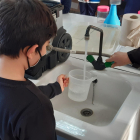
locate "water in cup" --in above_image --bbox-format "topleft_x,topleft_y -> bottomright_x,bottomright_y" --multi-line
68,69 -> 96,102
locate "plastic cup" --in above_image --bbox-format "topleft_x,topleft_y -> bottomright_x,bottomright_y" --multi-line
97,6 -> 110,23
68,69 -> 97,102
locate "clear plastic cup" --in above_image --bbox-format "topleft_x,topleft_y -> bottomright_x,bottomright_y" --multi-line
97,6 -> 109,23
110,0 -> 121,5
68,69 -> 97,102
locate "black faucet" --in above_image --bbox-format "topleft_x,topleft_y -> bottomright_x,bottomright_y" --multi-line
85,25 -> 105,70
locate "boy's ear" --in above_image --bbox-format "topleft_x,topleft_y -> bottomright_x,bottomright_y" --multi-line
25,45 -> 39,59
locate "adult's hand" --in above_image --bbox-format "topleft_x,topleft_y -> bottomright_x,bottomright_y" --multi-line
106,52 -> 131,68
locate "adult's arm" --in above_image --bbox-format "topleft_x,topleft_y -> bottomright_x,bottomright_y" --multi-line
127,47 -> 140,65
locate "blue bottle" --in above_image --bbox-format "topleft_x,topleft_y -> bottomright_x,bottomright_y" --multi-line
104,4 -> 120,26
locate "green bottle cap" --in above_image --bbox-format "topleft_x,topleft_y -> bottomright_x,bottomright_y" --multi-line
86,55 -> 95,63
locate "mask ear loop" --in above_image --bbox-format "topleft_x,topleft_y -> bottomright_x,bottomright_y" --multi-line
37,48 -> 42,61
26,46 -> 42,69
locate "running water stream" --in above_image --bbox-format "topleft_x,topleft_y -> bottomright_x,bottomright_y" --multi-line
83,41 -> 88,80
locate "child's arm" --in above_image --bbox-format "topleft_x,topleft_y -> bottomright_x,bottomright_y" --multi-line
38,75 -> 69,99
38,82 -> 62,99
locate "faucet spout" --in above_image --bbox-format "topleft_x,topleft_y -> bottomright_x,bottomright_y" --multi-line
85,25 -> 105,70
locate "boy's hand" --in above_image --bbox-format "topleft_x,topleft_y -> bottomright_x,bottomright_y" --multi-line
106,52 -> 131,68
57,75 -> 69,92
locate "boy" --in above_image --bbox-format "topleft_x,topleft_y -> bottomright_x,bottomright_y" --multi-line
0,0 -> 69,140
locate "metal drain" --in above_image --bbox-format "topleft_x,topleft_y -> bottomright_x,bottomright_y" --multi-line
81,108 -> 93,117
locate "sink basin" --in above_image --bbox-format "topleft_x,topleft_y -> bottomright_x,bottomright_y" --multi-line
33,57 -> 131,127
51,69 -> 131,126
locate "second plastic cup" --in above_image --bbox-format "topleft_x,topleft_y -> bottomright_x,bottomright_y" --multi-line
97,5 -> 109,23
68,69 -> 97,102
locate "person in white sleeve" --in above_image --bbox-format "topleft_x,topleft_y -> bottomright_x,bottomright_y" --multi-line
78,0 -> 100,16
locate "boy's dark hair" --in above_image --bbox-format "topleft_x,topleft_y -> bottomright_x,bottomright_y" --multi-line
0,0 -> 57,58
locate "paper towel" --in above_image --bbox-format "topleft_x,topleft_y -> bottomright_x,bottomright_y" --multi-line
127,25 -> 140,48
119,14 -> 140,47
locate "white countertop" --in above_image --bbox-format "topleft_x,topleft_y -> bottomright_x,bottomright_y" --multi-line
62,13 -> 140,75
63,13 -> 98,38
62,13 -> 121,56
32,55 -> 140,140
59,14 -> 140,140
52,56 -> 140,140
32,13 -> 140,140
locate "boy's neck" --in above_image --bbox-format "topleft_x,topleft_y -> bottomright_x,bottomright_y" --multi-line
0,56 -> 26,81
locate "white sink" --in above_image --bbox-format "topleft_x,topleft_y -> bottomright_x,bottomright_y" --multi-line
51,70 -> 131,126
31,56 -> 140,140
50,64 -> 131,127
33,57 -> 131,126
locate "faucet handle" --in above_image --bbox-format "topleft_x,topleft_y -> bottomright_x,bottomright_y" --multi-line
87,55 -> 105,70
87,55 -> 114,70
87,55 -> 96,63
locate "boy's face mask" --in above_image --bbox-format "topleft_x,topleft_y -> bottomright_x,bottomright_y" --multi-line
25,48 -> 45,77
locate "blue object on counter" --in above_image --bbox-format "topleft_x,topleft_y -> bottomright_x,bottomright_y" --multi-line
104,4 -> 120,26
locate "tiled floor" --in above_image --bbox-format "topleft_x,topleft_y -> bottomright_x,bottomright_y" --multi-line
64,22 -> 121,55
62,13 -> 121,56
